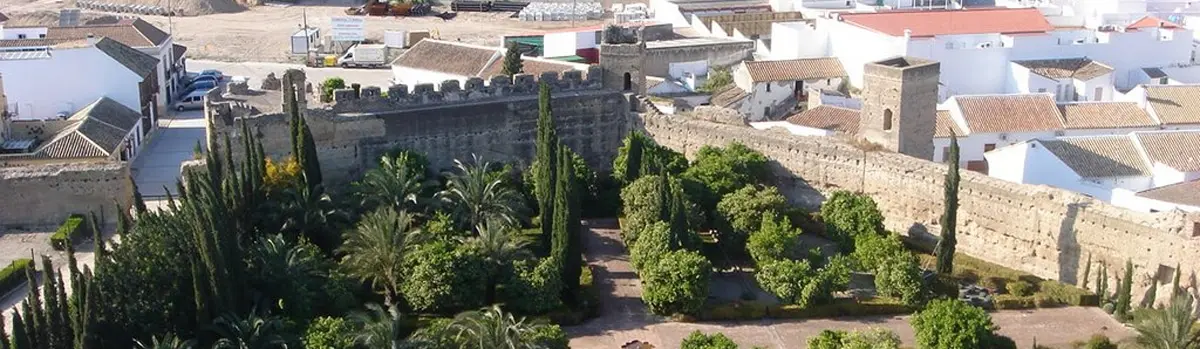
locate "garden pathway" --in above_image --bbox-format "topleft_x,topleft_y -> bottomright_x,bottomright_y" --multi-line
565,219 -> 1136,349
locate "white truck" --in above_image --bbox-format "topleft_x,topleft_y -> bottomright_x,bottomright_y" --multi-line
337,44 -> 388,68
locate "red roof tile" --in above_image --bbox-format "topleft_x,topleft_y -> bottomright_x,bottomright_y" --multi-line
1127,16 -> 1179,30
839,8 -> 1053,37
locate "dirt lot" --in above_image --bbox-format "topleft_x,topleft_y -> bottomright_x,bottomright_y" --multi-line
4,0 -> 647,62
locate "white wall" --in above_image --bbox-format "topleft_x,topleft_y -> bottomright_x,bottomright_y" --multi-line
544,31 -> 579,58
669,60 -> 709,80
1113,189 -> 1200,212
1149,162 -> 1191,186
1075,72 -> 1114,101
750,121 -> 836,136
825,19 -> 907,89
770,21 -> 829,60
0,46 -> 143,120
651,0 -> 688,27
391,66 -> 472,88
743,81 -> 795,121
1,27 -> 48,39
984,141 -> 1133,201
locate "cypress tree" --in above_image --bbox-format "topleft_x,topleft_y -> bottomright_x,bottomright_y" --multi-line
1115,259 -> 1133,320
23,264 -> 44,349
80,267 -> 99,349
54,273 -> 70,349
935,132 -> 959,275
667,180 -> 696,251
535,82 -> 559,253
1141,277 -> 1158,309
502,43 -> 523,76
0,313 -> 9,349
298,116 -> 322,190
1081,253 -> 1092,290
656,175 -> 671,223
551,147 -> 575,302
1171,263 -> 1182,300
623,131 -> 643,184
564,151 -> 583,302
19,302 -> 36,349
1095,262 -> 1105,298
129,176 -> 146,215
38,257 -> 61,349
12,311 -> 30,349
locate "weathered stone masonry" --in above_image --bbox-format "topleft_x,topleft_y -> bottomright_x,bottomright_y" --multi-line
641,110 -> 1200,306
0,163 -> 132,227
207,67 -> 631,186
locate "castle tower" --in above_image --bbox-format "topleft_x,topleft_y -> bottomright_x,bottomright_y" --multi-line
857,56 -> 939,160
598,27 -> 647,95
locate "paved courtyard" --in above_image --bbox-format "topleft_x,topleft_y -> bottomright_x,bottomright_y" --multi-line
131,109 -> 207,198
566,220 -> 1135,349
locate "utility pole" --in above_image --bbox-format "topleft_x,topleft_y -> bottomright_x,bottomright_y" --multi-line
303,8 -> 313,66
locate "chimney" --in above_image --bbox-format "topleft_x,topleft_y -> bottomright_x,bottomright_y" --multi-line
86,33 -> 97,45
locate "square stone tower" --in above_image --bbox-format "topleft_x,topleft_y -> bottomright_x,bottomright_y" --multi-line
857,56 -> 939,160
599,27 -> 647,95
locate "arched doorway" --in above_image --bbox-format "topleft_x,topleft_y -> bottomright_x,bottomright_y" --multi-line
623,72 -> 632,91
883,109 -> 893,131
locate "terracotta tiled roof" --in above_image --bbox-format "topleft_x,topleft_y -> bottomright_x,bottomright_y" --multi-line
1134,131 -> 1200,172
1144,85 -> 1200,125
1143,67 -> 1168,79
1012,58 -> 1112,81
952,94 -> 1064,133
1136,180 -> 1200,207
838,8 -> 1054,37
934,110 -> 965,137
1127,16 -> 1180,30
391,39 -> 500,77
1040,136 -> 1151,178
785,105 -> 860,133
46,18 -> 169,48
94,37 -> 159,78
1059,102 -> 1157,129
33,97 -> 141,159
710,85 -> 748,108
480,56 -> 582,78
743,58 -> 846,83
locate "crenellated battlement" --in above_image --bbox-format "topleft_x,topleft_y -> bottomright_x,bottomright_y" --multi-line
325,65 -> 604,114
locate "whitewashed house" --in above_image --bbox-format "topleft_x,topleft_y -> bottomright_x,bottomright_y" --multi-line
729,57 -> 846,121
1127,180 -> 1200,213
1009,58 -> 1115,102
0,97 -> 146,165
0,37 -> 159,132
769,8 -> 1193,99
1119,84 -> 1200,128
390,39 -> 586,87
985,129 -> 1200,206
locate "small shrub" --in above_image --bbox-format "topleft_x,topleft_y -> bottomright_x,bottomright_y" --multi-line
993,295 -> 1036,310
1006,280 -> 1034,297
980,276 -> 1007,293
320,77 -> 346,103
0,259 -> 34,293
303,316 -> 355,349
680,330 -> 738,349
522,324 -> 569,349
49,214 -> 87,251
1102,302 -> 1114,314
911,299 -> 1004,349
1079,334 -> 1117,349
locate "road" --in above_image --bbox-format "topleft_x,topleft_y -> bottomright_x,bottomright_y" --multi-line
189,60 -> 396,91
566,219 -> 1136,349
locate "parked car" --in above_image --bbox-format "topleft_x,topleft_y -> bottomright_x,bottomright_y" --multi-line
174,90 -> 208,111
187,69 -> 224,82
189,75 -> 218,85
182,80 -> 217,95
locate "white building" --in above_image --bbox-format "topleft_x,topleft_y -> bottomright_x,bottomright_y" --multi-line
770,8 -> 1193,98
728,57 -> 846,120
1009,58 -> 1115,101
1119,84 -> 1200,128
390,39 -> 587,87
0,37 -> 159,130
985,129 -> 1200,209
2,18 -> 187,108
0,97 -> 146,165
1126,180 -> 1200,212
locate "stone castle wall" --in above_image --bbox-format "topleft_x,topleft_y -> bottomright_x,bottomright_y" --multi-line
640,109 -> 1200,305
208,67 -> 631,186
0,163 -> 132,227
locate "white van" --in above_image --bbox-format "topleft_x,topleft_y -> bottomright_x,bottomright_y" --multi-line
175,90 -> 207,111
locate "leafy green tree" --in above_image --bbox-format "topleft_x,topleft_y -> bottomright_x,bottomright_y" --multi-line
851,232 -> 906,272
642,250 -> 711,315
682,143 -> 769,211
355,152 -> 434,213
936,133 -> 960,275
535,82 -> 559,252
697,67 -> 731,93
279,183 -> 347,253
502,43 -> 524,76
716,185 -> 788,248
746,212 -> 801,265
320,77 -> 346,103
1116,259 -> 1134,321
499,257 -> 563,314
438,155 -> 524,231
620,175 -> 669,246
401,241 -> 488,314
630,222 -> 672,273
680,331 -> 738,349
134,334 -> 196,349
461,220 -> 533,305
247,234 -> 335,324
550,148 -> 583,303
612,133 -> 688,183
449,305 -> 551,349
841,328 -> 902,349
211,312 -> 290,349
755,259 -> 813,305
350,304 -> 406,349
303,317 -> 354,349
874,249 -> 925,306
339,207 -> 424,309
1133,295 -> 1200,349
807,330 -> 846,349
520,324 -> 569,349
910,299 -> 1003,349
820,191 -> 885,251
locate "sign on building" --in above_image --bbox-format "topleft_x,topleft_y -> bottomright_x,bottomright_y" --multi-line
331,16 -> 366,42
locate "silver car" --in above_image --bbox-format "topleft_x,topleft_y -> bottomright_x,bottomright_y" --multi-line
175,91 -> 207,111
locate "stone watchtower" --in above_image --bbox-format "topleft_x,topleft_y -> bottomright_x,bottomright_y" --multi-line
599,26 -> 647,95
857,56 -> 940,160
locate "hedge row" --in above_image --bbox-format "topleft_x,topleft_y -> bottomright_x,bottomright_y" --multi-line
993,282 -> 1099,310
50,214 -> 87,251
697,297 -> 913,321
0,259 -> 34,294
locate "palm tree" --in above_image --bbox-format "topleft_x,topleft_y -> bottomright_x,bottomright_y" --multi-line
351,303 -> 407,349
1135,294 -> 1200,349
460,220 -> 533,304
280,183 -> 348,253
211,312 -> 290,349
134,334 -> 196,349
339,207 -> 425,308
249,234 -> 326,319
450,305 -> 548,349
437,155 -> 524,231
355,153 -> 434,213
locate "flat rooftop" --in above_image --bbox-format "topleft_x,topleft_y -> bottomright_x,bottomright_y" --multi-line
646,36 -> 753,49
